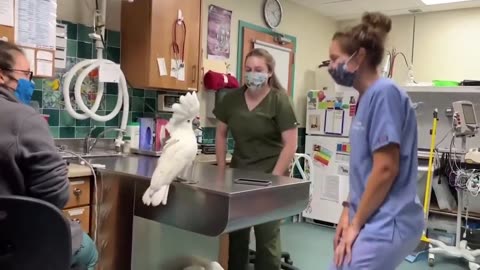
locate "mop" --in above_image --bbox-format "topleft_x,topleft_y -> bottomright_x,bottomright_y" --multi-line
405,109 -> 439,263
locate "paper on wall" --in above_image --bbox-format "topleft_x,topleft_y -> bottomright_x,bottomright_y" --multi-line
203,58 -> 227,74
55,23 -> 67,69
325,109 -> 344,135
36,60 -> 53,77
15,0 -> 57,50
56,24 -> 66,38
99,62 -> 120,83
157,58 -> 167,76
170,59 -> 178,79
55,59 -> 65,69
56,36 -> 66,49
170,59 -> 185,81
177,62 -> 185,81
37,50 -> 54,61
320,175 -> 340,203
22,47 -> 36,75
0,0 -> 14,27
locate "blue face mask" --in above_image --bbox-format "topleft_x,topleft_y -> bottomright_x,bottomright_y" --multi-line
14,78 -> 35,105
328,53 -> 358,87
245,72 -> 269,92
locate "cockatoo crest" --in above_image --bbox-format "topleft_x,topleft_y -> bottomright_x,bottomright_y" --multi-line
166,91 -> 200,133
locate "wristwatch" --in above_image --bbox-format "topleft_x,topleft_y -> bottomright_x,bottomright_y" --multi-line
342,201 -> 350,208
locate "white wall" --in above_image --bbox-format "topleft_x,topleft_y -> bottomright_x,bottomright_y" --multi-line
57,0 -> 121,31
199,0 -> 337,127
56,0 -> 338,127
339,8 -> 480,85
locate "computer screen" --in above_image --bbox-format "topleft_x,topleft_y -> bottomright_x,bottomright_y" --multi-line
462,103 -> 477,125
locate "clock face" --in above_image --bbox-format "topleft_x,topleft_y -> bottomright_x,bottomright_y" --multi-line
264,0 -> 283,29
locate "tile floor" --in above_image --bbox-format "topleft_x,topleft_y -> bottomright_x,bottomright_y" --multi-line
276,222 -> 468,270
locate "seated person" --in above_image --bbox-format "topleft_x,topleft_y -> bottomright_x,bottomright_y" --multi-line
0,40 -> 98,270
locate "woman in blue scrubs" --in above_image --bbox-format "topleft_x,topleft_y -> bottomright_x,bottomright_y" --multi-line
327,12 -> 424,270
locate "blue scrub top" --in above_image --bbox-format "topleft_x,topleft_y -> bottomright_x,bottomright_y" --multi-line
349,78 -> 424,241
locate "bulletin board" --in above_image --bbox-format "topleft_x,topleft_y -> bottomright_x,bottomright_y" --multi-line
0,0 -> 58,78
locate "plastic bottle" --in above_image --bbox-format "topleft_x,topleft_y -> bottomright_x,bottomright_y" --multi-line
126,122 -> 140,149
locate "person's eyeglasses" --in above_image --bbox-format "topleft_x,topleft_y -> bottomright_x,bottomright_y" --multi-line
10,69 -> 33,81
1,68 -> 33,81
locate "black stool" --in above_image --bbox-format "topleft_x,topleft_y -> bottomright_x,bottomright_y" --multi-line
0,195 -> 72,270
249,249 -> 300,270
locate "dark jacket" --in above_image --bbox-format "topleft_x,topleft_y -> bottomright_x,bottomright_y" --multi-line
0,86 -> 82,254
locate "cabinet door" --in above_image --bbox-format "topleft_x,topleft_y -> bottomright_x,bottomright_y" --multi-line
182,0 -> 201,91
149,0 -> 201,91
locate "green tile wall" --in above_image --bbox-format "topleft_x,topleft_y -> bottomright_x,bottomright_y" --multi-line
32,21 -> 162,139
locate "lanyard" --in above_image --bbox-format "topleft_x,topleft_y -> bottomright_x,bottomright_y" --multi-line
172,19 -> 186,68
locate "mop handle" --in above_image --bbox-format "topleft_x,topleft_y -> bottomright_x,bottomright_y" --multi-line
420,109 -> 439,243
423,109 -> 439,215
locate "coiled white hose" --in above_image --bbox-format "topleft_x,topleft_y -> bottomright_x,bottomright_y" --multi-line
62,59 -> 129,147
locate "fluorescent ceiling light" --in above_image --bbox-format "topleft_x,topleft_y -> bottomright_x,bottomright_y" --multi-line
421,0 -> 471,5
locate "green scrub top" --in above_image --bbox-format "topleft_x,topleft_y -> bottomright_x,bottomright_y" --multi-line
213,86 -> 298,173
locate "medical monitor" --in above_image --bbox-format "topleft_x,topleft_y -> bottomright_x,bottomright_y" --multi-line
452,101 -> 479,136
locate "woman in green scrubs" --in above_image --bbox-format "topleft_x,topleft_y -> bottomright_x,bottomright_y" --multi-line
214,48 -> 299,270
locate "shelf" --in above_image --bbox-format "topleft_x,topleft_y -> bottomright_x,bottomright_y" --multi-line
430,204 -> 480,222
405,86 -> 480,94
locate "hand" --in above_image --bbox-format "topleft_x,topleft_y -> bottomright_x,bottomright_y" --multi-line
333,207 -> 349,251
334,223 -> 361,267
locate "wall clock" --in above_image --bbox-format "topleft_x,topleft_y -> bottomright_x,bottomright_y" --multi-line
264,0 -> 283,29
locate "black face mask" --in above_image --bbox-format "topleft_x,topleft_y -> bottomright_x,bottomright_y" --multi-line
328,52 -> 358,87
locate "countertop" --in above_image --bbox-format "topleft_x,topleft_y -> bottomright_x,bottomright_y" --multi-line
68,153 -> 231,179
66,153 -> 308,236
80,155 -> 304,196
68,163 -> 93,178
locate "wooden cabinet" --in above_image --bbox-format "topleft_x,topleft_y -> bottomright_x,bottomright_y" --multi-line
64,176 -> 93,235
121,0 -> 202,91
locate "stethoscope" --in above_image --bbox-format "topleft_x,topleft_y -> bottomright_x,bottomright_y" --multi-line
172,18 -> 186,70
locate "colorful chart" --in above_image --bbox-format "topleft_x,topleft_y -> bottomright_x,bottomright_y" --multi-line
336,143 -> 351,154
313,144 -> 333,166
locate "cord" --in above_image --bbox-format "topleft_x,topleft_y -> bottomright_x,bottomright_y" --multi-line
172,19 -> 186,70
395,52 -> 410,68
467,173 -> 480,197
60,149 -> 100,245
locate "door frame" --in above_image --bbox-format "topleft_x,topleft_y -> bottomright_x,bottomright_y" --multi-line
236,20 -> 297,97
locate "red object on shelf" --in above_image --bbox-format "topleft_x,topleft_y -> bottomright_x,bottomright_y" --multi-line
203,70 -> 239,91
155,119 -> 170,151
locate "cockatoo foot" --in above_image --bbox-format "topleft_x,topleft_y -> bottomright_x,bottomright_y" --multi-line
151,185 -> 170,206
142,185 -> 170,206
142,187 -> 155,206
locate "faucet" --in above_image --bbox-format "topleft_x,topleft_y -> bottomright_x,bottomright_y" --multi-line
83,126 -> 126,155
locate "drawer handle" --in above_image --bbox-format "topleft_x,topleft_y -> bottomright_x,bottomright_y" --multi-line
102,240 -> 109,249
192,65 -> 197,83
73,188 -> 82,197
72,218 -> 82,224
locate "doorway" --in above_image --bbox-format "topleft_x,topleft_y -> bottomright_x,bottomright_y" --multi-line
236,21 -> 297,97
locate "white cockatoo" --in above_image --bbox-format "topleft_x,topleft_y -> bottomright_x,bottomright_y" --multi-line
142,91 -> 200,207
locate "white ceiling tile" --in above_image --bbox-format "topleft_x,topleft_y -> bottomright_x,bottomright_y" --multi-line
357,0 -> 420,11
288,0 -> 480,20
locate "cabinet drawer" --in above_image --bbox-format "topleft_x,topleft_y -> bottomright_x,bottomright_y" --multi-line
65,178 -> 91,209
63,206 -> 90,234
